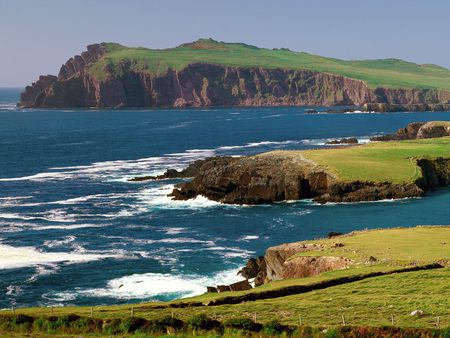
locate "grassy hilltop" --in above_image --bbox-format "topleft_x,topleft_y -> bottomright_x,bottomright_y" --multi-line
267,136 -> 450,184
3,226 -> 450,337
89,38 -> 450,90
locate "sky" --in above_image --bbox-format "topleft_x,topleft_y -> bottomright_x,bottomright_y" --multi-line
1,0 -> 450,87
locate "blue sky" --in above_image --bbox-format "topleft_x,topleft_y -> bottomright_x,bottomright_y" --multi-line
1,0 -> 450,87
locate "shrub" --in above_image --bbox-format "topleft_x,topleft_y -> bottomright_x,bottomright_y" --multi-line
263,319 -> 289,335
70,317 -> 102,333
223,317 -> 262,332
188,313 -> 221,331
144,316 -> 184,334
157,315 -> 184,330
102,318 -> 122,335
325,328 -> 340,338
53,314 -> 81,330
120,317 -> 147,333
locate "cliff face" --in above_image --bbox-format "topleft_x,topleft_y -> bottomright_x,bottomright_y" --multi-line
19,45 -> 450,108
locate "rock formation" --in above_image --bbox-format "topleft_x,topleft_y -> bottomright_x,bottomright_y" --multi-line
19,44 -> 450,109
326,137 -> 359,145
370,121 -> 450,141
168,152 -> 448,205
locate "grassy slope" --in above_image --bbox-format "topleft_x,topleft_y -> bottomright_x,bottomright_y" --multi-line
15,226 -> 450,329
88,39 -> 450,90
266,137 -> 450,183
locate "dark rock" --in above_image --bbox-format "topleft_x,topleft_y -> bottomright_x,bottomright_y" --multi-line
326,137 -> 359,145
363,103 -> 450,113
368,256 -> 377,263
370,121 -> 450,142
206,286 -> 218,293
229,280 -> 252,291
216,285 -> 231,292
327,232 -> 344,238
238,256 -> 266,279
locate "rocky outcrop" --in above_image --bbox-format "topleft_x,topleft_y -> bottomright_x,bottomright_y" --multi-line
265,243 -> 324,281
169,154 -> 329,204
282,256 -> 352,279
363,102 -> 450,112
168,152 -> 447,205
370,121 -> 450,141
237,256 -> 266,286
19,45 -> 450,109
326,137 -> 359,145
416,157 -> 450,191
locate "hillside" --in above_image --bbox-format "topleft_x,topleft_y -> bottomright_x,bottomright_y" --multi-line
20,39 -> 450,108
3,226 -> 450,337
90,39 -> 450,90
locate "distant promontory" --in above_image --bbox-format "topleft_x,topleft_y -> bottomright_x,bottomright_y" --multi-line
20,39 -> 450,109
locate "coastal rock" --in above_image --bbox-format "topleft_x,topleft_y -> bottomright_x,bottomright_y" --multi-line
282,256 -> 352,279
169,153 -> 331,204
363,103 -> 450,113
326,138 -> 359,145
370,121 -> 450,141
168,152 -> 449,205
265,243 -> 323,281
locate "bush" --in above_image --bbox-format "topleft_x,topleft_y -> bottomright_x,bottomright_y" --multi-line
102,318 -> 122,335
188,313 -> 221,331
70,317 -> 102,333
120,317 -> 147,333
53,314 -> 81,330
144,316 -> 184,334
223,317 -> 262,332
156,315 -> 184,330
263,319 -> 289,335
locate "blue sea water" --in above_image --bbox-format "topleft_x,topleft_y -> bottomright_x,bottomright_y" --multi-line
0,88 -> 449,308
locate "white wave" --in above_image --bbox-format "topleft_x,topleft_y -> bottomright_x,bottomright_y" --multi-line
238,235 -> 260,241
203,246 -> 255,258
6,285 -> 23,298
0,211 -> 76,222
217,140 -> 301,151
0,244 -> 124,270
136,185 -> 224,210
132,237 -> 215,245
51,268 -> 243,301
0,103 -> 17,111
34,223 -> 107,231
28,263 -> 60,282
159,227 -> 188,235
321,196 -> 420,206
43,235 -> 77,248
0,209 -> 77,223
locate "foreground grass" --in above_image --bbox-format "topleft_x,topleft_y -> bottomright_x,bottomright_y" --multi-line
87,39 -> 450,90
8,226 -> 449,335
267,137 -> 450,183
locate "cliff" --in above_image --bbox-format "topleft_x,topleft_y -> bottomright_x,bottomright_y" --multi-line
20,41 -> 450,108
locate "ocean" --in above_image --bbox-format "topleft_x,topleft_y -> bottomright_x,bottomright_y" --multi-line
1,88 -> 449,308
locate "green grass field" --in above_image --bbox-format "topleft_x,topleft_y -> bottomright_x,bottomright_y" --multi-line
6,226 -> 449,335
266,136 -> 450,183
87,39 -> 450,90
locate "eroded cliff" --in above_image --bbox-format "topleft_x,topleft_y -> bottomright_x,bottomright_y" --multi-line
19,44 -> 450,108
